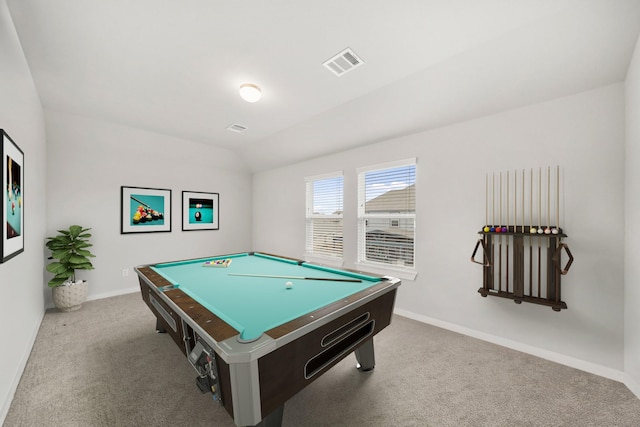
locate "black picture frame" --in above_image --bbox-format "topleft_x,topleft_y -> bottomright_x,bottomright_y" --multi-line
2,130 -> 24,263
182,191 -> 219,231
121,186 -> 172,234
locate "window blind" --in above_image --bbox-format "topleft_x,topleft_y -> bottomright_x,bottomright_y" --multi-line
305,173 -> 344,259
358,160 -> 416,268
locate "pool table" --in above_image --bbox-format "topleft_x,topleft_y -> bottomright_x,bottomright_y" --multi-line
135,252 -> 400,427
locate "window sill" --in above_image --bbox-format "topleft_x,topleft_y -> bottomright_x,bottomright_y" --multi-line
354,262 -> 418,281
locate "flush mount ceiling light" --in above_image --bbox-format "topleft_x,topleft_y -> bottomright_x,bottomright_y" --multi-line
239,83 -> 262,103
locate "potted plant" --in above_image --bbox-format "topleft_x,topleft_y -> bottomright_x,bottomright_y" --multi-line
46,225 -> 95,312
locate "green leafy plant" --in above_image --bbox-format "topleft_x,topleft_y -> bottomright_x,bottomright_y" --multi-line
45,225 -> 95,287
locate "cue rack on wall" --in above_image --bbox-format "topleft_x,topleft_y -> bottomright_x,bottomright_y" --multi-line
471,166 -> 574,311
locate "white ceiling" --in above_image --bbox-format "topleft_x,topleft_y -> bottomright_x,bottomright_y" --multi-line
7,0 -> 640,172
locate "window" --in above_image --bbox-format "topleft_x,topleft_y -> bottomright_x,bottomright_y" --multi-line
357,159 -> 416,270
305,172 -> 344,260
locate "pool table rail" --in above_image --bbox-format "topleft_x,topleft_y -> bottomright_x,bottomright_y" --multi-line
137,265 -> 239,343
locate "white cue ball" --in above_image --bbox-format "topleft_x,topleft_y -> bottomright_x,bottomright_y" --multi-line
285,281 -> 293,289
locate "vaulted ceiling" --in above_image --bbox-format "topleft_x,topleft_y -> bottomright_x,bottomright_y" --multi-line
7,1 -> 640,172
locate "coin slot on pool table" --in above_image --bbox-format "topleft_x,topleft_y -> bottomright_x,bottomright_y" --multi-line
321,312 -> 370,347
304,320 -> 375,379
149,294 -> 177,333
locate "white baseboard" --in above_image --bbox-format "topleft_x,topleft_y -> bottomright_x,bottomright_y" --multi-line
86,286 -> 140,302
624,374 -> 640,399
393,308 -> 634,394
0,311 -> 45,426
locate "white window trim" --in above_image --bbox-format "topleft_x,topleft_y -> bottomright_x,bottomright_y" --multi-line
356,157 -> 417,175
356,158 -> 417,279
305,171 -> 344,182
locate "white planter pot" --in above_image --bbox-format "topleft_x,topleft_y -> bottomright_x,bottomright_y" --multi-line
51,280 -> 88,312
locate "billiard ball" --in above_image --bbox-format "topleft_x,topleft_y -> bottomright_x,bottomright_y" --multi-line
285,281 -> 293,289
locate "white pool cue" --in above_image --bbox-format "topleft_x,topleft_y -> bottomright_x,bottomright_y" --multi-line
529,168 -> 536,235
537,168 -> 542,296
499,172 -> 503,232
498,172 -> 503,291
506,170 -> 510,232
528,169 -> 533,295
492,173 -> 496,232
552,166 -> 560,234
506,170 -> 510,291
521,169 -> 525,234
484,174 -> 489,232
514,170 -> 517,234
491,172 -> 496,288
545,166 -> 551,235
537,168 -> 543,235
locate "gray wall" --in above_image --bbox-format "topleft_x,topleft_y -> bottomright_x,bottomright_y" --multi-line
43,110 -> 254,304
625,35 -> 640,397
0,0 -> 47,419
252,83 -> 633,386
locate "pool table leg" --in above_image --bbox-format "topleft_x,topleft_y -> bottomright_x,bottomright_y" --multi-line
355,338 -> 375,372
254,405 -> 284,427
155,318 -> 166,333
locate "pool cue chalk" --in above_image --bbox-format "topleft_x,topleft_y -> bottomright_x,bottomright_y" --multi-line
285,281 -> 293,289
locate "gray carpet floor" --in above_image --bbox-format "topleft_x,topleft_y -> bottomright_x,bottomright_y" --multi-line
4,292 -> 640,426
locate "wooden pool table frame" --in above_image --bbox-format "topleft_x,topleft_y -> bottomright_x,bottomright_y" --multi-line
135,252 -> 400,427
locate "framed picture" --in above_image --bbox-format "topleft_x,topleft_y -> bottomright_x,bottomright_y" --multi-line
182,191 -> 219,231
121,186 -> 171,234
2,130 -> 24,262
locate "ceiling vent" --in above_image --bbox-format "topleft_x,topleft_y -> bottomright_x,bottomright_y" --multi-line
226,123 -> 247,133
323,48 -> 363,77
